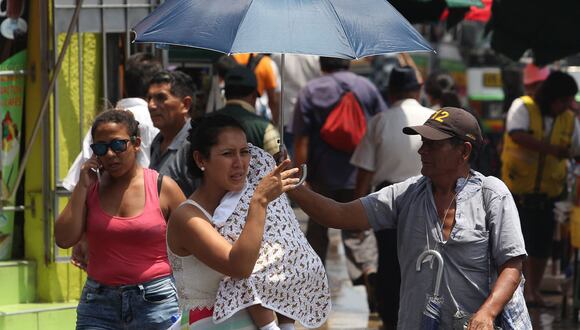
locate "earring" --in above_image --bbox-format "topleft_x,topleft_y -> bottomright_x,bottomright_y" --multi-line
201,166 -> 205,171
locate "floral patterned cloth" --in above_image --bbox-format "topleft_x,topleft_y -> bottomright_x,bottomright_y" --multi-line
213,146 -> 331,328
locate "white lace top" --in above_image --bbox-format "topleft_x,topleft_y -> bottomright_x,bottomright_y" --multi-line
167,200 -> 222,311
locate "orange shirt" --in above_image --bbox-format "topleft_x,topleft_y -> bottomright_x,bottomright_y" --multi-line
232,53 -> 277,95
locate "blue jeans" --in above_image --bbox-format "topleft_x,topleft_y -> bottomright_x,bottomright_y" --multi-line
76,275 -> 179,330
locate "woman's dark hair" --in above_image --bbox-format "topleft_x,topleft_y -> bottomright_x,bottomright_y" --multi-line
187,114 -> 247,178
534,71 -> 578,115
91,109 -> 140,139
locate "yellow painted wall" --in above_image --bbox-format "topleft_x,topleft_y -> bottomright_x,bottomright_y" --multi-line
24,0 -> 102,303
56,33 -> 102,174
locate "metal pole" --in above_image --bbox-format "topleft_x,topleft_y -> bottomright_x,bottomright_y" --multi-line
7,0 -> 84,201
77,17 -> 84,149
101,0 -> 108,107
124,0 -> 130,61
278,53 -> 285,150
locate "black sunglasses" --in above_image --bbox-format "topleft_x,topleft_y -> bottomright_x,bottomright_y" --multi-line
90,138 -> 134,157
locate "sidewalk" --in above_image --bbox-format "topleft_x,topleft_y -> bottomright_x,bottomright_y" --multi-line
296,227 -> 381,330
294,208 -> 381,330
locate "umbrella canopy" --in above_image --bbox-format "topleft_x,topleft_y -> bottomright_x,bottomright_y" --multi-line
133,0 -> 433,60
133,0 -> 433,152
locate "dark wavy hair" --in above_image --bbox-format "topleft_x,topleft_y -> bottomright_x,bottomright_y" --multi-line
535,71 -> 578,116
187,114 -> 247,178
91,109 -> 140,139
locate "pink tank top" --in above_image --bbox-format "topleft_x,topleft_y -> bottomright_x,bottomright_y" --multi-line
86,168 -> 172,286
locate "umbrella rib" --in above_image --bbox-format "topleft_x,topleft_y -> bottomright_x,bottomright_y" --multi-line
320,0 -> 357,59
229,0 -> 256,53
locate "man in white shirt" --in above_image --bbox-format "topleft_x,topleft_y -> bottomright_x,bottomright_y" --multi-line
350,66 -> 433,328
62,53 -> 161,192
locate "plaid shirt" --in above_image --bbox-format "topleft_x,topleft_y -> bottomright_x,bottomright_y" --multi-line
498,278 -> 532,329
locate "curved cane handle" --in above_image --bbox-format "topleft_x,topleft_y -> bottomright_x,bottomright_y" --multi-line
296,164 -> 307,186
415,249 -> 444,297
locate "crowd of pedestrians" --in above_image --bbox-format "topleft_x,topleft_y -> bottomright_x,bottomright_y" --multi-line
55,51 -> 580,329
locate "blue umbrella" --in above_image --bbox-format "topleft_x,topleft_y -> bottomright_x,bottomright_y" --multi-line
133,0 -> 432,59
132,0 -> 433,157
416,249 -> 444,330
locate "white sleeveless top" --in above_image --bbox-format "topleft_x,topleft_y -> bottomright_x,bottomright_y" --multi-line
167,199 -> 222,311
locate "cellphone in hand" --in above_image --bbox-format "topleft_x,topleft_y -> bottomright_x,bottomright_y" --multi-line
91,167 -> 101,182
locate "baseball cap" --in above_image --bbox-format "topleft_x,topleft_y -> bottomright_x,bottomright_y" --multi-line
225,66 -> 258,89
523,63 -> 550,85
403,107 -> 483,145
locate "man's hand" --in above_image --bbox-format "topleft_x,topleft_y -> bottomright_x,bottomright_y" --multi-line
467,309 -> 495,330
469,256 -> 523,330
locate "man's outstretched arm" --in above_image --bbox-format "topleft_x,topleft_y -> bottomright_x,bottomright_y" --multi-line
287,184 -> 371,231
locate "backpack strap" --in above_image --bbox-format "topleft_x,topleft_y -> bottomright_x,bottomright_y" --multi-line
157,173 -> 164,196
246,53 -> 265,72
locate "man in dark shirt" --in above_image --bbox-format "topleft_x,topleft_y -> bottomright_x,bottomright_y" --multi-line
216,67 -> 280,155
147,70 -> 194,173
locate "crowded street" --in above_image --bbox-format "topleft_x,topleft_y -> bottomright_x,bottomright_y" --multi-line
2,1 -> 580,329
294,209 -> 580,330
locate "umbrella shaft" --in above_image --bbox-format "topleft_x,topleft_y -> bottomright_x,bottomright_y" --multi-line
279,53 -> 285,149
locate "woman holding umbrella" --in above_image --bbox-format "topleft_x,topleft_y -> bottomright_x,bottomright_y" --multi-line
166,115 -> 329,329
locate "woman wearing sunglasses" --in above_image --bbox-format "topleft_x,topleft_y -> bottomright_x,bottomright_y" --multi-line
55,109 -> 186,329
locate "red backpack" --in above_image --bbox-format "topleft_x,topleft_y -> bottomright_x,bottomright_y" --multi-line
320,80 -> 366,153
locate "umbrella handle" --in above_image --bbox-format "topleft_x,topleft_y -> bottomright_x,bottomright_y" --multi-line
273,143 -> 306,186
416,249 -> 444,297
296,164 -> 307,186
